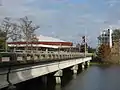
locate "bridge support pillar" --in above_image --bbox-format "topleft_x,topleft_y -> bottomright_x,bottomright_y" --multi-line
82,62 -> 85,70
87,61 -> 90,66
54,70 -> 63,84
71,65 -> 78,74
84,61 -> 90,68
55,77 -> 61,84
71,65 -> 78,79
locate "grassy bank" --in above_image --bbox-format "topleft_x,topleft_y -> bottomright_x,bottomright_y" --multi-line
90,62 -> 103,65
90,62 -> 118,66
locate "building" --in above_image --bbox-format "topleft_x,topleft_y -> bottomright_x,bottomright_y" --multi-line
97,29 -> 113,48
7,35 -> 74,51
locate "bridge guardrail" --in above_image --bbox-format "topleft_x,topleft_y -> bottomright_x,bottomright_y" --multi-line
0,51 -> 92,63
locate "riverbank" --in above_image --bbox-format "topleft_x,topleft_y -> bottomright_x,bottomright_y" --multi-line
90,62 -> 102,65
91,57 -> 114,65
91,56 -> 115,65
90,62 -> 115,66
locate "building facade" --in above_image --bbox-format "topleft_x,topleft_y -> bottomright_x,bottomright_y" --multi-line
98,29 -> 113,48
7,35 -> 74,52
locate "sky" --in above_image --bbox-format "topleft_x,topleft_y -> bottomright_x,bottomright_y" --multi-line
0,0 -> 120,47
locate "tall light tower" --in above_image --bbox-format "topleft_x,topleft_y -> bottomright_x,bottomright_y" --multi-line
85,36 -> 87,57
82,36 -> 87,57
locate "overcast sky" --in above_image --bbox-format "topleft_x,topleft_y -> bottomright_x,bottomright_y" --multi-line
0,0 -> 120,47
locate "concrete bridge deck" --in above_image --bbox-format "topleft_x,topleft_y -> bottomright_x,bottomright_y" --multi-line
0,51 -> 92,89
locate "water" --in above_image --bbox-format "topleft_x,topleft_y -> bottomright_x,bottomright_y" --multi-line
63,65 -> 120,90
15,65 -> 120,90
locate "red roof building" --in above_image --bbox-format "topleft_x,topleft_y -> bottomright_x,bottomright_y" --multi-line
8,35 -> 73,51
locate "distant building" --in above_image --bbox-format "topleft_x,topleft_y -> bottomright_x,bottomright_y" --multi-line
7,35 -> 74,51
97,29 -> 113,48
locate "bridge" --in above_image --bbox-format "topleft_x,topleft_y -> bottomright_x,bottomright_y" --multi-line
0,51 -> 92,90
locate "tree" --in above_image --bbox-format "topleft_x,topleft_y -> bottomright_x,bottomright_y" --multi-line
80,43 -> 88,52
88,46 -> 96,53
19,16 -> 39,52
97,44 -> 111,61
76,43 -> 81,52
31,34 -> 39,51
10,23 -> 22,42
10,23 -> 22,51
112,29 -> 120,40
0,16 -> 39,53
0,17 -> 13,52
0,31 -> 5,50
0,38 -> 5,49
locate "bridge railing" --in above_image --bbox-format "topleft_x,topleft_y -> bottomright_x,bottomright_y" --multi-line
0,51 -> 92,63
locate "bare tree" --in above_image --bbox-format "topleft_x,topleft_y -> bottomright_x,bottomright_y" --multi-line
10,23 -> 22,51
19,16 -> 39,53
10,23 -> 22,42
0,17 -> 13,52
31,34 -> 39,52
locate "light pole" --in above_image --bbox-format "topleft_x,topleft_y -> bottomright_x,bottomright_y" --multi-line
84,36 -> 86,57
82,36 -> 86,57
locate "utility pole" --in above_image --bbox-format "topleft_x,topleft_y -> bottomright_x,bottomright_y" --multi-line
85,36 -> 86,57
82,36 -> 86,57
84,30 -> 87,57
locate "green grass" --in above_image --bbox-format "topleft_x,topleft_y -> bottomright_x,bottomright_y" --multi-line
90,62 -> 102,65
90,62 -> 117,66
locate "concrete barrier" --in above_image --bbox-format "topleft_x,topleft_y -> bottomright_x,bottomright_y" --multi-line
0,57 -> 92,89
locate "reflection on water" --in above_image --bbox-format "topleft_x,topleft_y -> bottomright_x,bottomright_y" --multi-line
72,74 -> 77,79
15,65 -> 120,90
55,85 -> 61,90
63,65 -> 120,90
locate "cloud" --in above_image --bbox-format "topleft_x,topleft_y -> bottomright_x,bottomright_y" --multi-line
105,0 -> 120,6
1,0 -> 120,47
0,0 -> 58,24
0,0 -> 100,47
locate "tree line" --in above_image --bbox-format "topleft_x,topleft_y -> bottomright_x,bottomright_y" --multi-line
112,29 -> 120,40
0,16 -> 40,52
76,43 -> 96,53
97,29 -> 120,62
